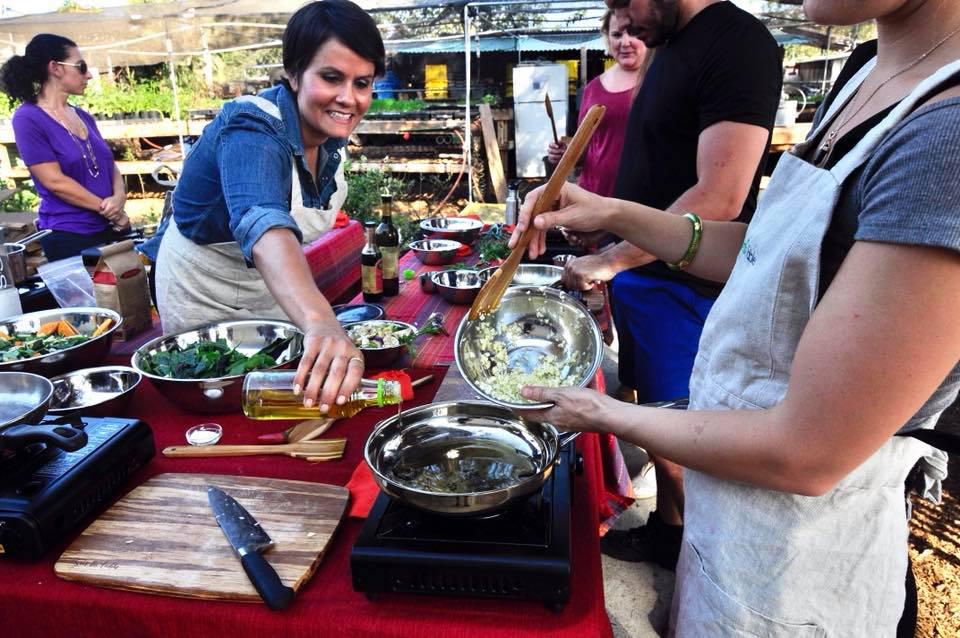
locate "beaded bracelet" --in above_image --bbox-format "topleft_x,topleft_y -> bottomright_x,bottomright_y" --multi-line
665,212 -> 703,272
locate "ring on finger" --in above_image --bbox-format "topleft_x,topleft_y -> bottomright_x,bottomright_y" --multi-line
347,356 -> 364,366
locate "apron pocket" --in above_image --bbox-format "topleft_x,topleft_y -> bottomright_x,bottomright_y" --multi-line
676,539 -> 825,637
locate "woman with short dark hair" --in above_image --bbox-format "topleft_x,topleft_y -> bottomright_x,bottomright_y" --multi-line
1,33 -> 129,260
153,0 -> 384,410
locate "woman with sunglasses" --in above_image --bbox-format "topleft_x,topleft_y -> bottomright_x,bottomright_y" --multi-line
1,33 -> 128,261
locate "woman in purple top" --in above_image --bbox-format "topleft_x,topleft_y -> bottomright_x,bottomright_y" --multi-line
547,10 -> 647,198
1,34 -> 128,261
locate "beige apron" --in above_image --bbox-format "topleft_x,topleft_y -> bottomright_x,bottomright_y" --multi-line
156,96 -> 347,334
670,58 -> 960,636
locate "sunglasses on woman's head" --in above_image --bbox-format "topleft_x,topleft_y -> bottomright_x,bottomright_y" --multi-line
56,60 -> 88,74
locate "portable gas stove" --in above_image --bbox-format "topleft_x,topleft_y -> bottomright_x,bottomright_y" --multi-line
351,444 -> 580,611
0,414 -> 155,559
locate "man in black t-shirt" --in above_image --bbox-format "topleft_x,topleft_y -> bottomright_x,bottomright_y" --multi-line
575,0 -> 781,569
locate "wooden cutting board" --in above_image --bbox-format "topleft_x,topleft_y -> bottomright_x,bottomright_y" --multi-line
55,473 -> 349,602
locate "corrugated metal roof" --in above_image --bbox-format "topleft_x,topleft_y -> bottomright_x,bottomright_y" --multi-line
388,33 -> 605,54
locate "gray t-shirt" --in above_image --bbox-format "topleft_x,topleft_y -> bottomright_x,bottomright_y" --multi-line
825,96 -> 960,426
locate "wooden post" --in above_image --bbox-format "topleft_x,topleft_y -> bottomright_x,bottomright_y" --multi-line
478,103 -> 506,203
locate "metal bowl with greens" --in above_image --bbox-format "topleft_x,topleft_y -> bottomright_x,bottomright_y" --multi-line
132,319 -> 303,413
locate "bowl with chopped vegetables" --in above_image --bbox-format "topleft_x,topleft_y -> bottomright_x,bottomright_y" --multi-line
132,319 -> 303,413
0,307 -> 122,378
454,286 -> 603,409
345,319 -> 435,368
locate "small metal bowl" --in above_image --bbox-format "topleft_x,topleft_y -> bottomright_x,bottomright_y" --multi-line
454,286 -> 603,409
419,217 -> 484,245
0,307 -> 123,378
131,319 -> 303,414
345,319 -> 417,368
408,239 -> 463,266
479,264 -> 564,288
431,270 -> 484,305
48,365 -> 142,417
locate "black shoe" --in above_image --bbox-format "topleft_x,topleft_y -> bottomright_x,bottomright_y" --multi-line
600,512 -> 682,570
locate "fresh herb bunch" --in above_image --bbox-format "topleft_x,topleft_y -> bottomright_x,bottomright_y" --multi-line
140,337 -> 290,379
477,226 -> 510,265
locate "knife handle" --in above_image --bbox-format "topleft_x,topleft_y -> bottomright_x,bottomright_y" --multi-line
240,551 -> 295,610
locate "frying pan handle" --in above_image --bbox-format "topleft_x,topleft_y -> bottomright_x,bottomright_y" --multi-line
0,423 -> 88,452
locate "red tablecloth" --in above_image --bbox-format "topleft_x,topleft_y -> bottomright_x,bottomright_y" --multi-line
0,362 -> 613,637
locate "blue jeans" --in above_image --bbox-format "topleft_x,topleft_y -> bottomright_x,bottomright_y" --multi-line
610,270 -> 716,403
40,228 -> 126,262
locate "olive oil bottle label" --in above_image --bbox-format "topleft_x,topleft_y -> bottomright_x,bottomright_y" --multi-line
380,246 -> 399,279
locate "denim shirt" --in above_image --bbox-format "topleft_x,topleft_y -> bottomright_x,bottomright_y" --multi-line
140,85 -> 345,263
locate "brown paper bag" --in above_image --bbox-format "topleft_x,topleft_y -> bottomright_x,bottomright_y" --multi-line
92,240 -> 152,340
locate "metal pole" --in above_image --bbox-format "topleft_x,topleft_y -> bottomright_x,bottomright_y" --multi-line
165,35 -> 184,152
464,3 -> 472,202
820,26 -> 832,96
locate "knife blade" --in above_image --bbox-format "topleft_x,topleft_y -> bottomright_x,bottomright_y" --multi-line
206,486 -> 295,610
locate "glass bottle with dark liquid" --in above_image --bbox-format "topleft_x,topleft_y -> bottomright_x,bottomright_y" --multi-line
375,193 -> 400,297
361,220 -> 382,302
242,371 -> 402,420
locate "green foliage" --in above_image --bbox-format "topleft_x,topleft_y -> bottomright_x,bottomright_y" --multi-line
367,99 -> 426,114
138,336 -> 291,379
343,159 -> 407,223
2,181 -> 40,212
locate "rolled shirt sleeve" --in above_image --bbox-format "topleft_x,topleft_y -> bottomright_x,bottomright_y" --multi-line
217,110 -> 302,262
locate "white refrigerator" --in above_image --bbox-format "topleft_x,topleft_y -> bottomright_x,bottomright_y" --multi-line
512,63 -> 568,178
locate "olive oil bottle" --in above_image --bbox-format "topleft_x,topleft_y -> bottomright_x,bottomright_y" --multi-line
242,371 -> 402,420
375,193 -> 400,297
361,221 -> 382,302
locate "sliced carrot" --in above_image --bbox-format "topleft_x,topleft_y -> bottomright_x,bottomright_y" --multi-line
37,321 -> 61,337
91,318 -> 113,338
58,319 -> 79,337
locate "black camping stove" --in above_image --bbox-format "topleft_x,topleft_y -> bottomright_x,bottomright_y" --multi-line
0,415 -> 155,560
351,444 -> 579,611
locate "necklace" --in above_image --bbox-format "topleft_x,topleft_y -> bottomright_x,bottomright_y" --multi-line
818,21 -> 960,166
42,105 -> 100,178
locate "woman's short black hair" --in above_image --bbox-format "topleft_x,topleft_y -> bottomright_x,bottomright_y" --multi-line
0,33 -> 77,103
282,0 -> 386,90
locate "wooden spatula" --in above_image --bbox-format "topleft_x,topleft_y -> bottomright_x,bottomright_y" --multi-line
162,439 -> 347,461
544,93 -> 560,144
468,104 -> 606,321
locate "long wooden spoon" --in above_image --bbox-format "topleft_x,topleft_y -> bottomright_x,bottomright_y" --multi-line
162,438 -> 347,460
544,93 -> 560,144
467,103 -> 606,321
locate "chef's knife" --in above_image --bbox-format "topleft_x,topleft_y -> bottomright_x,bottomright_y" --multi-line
206,486 -> 295,610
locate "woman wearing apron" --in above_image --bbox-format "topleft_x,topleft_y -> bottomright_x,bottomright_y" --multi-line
510,0 -> 960,634
156,0 -> 383,409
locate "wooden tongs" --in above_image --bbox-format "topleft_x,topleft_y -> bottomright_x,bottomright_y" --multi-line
468,103 -> 606,321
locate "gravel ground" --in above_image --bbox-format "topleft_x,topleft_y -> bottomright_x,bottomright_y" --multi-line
910,398 -> 960,637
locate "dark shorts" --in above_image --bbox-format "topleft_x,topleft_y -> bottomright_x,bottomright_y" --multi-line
40,228 -> 126,262
610,269 -> 715,403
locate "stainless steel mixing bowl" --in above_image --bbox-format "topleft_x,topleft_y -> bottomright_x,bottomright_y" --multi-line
131,319 -> 303,414
408,239 -> 463,266
48,365 -> 142,417
419,217 -> 484,245
454,286 -> 603,409
479,263 -> 564,288
431,270 -> 484,305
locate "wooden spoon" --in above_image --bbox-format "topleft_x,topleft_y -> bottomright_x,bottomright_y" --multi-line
162,438 -> 346,460
544,93 -> 560,144
467,104 -> 606,321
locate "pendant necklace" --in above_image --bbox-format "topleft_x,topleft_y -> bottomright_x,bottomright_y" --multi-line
45,105 -> 101,178
817,21 -> 960,167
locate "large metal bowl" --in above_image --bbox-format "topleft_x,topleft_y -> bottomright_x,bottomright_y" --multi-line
344,319 -> 417,368
479,263 -> 564,288
431,269 -> 484,305
454,286 -> 603,409
364,400 -> 578,516
48,365 -> 142,417
131,319 -> 303,414
419,217 -> 484,245
0,307 -> 123,378
408,239 -> 463,266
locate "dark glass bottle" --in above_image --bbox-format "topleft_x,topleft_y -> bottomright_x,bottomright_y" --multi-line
375,193 -> 400,297
361,221 -> 383,302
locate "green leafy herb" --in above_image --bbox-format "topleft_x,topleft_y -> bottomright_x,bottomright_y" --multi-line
139,337 -> 287,379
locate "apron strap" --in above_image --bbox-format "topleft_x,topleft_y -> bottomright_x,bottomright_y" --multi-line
897,428 -> 960,455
